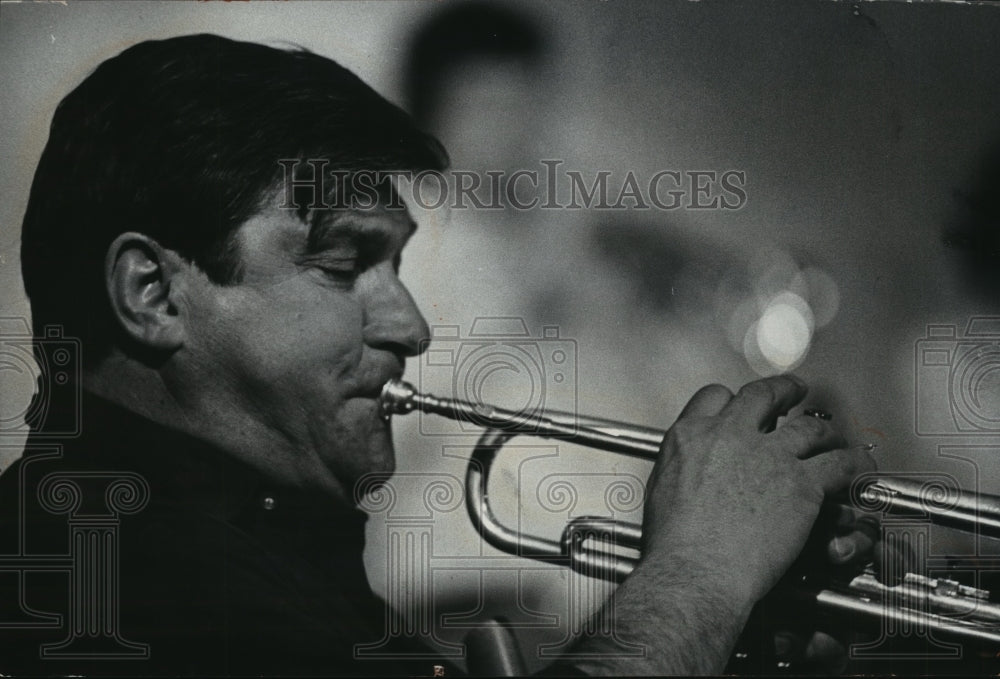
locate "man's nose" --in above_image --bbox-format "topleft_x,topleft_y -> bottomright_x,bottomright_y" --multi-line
362,271 -> 431,357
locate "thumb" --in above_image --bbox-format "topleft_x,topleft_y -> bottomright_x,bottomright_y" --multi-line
677,383 -> 734,420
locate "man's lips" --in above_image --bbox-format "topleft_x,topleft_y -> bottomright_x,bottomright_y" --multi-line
342,393 -> 394,428
358,373 -> 404,401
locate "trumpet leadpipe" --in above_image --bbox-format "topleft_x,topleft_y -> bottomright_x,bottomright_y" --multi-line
379,378 -> 663,457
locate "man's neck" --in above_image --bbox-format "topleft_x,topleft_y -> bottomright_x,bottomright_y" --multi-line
84,352 -> 194,430
82,353 -> 351,505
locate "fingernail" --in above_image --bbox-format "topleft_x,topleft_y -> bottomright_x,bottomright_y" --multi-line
830,535 -> 856,561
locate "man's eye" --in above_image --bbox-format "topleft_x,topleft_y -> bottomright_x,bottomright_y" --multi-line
316,259 -> 361,282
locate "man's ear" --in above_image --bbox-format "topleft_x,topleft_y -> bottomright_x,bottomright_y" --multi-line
104,232 -> 187,351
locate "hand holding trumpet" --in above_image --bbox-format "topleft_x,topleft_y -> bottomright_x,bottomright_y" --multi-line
550,374 -> 870,674
640,375 -> 876,605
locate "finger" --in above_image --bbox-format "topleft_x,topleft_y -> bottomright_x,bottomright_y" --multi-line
773,630 -> 803,660
828,506 -> 880,535
777,414 -> 847,459
720,374 -> 808,431
773,630 -> 846,673
676,383 -> 734,420
802,631 -> 847,674
850,513 -> 882,544
828,504 -> 863,533
827,526 -> 876,565
803,446 -> 878,496
874,530 -> 924,586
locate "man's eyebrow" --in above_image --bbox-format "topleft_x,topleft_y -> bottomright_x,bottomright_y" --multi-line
305,212 -> 416,251
306,217 -> 369,252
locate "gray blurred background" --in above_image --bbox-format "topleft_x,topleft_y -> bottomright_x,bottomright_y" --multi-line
2,0 -> 1000,671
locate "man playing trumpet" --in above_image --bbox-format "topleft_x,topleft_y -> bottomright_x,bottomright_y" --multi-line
1,34 -> 887,675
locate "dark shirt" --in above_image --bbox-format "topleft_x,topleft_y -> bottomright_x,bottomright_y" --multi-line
0,393 -> 456,676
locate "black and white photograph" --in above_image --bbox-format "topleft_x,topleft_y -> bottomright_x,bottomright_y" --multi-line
1,0 -> 999,675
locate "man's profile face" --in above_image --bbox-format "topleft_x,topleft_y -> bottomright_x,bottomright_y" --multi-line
177,191 -> 429,497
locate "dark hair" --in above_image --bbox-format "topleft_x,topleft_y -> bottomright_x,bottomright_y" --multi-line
21,34 -> 447,366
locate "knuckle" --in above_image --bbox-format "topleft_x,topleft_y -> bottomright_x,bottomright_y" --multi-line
802,414 -> 829,438
805,414 -> 833,439
837,452 -> 858,478
668,418 -> 700,445
782,416 -> 824,449
808,452 -> 844,480
737,379 -> 776,406
837,451 -> 873,484
700,383 -> 733,400
835,448 -> 864,472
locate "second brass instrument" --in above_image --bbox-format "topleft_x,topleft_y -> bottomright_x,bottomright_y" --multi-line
380,378 -> 1000,646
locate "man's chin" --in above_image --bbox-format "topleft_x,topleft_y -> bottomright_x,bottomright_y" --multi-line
346,433 -> 397,487
323,399 -> 398,498
348,444 -> 397,507
368,440 -> 397,476
366,416 -> 397,474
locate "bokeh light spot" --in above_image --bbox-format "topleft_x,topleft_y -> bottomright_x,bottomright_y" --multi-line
755,293 -> 813,371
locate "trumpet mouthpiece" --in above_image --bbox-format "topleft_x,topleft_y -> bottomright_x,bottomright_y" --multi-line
379,378 -> 417,419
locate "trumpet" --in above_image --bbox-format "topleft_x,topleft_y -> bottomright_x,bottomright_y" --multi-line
380,378 -> 1000,648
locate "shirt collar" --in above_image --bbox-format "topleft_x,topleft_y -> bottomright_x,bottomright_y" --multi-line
50,391 -> 369,550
